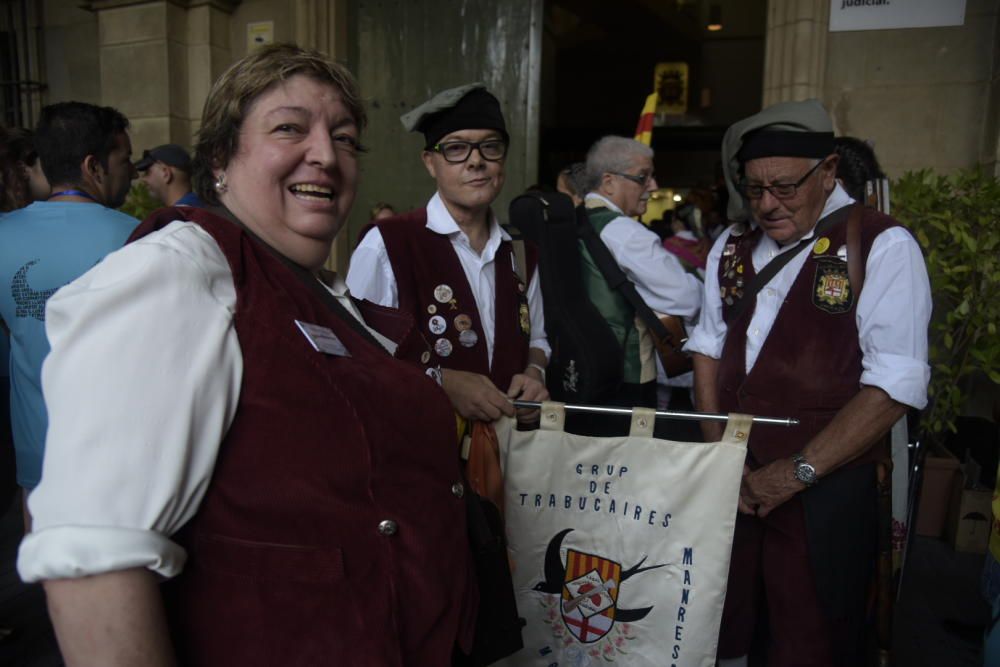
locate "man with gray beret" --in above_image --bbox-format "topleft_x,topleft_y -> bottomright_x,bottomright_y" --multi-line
685,100 -> 930,666
348,83 -> 549,422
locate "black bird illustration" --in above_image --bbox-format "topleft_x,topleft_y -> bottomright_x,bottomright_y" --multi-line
616,555 -> 667,622
531,529 -> 668,622
532,528 -> 573,594
12,260 -> 59,322
620,555 -> 667,581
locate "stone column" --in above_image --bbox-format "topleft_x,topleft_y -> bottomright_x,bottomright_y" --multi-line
185,1 -> 238,140
89,0 -> 237,153
293,0 -> 349,59
761,0 -> 828,107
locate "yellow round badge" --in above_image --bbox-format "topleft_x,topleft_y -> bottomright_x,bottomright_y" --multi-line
813,237 -> 830,254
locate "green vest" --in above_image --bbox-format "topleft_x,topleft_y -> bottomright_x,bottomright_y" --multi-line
580,207 -> 644,384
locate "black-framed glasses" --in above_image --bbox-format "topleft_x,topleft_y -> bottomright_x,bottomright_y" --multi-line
739,159 -> 826,200
431,139 -> 508,163
609,171 -> 655,187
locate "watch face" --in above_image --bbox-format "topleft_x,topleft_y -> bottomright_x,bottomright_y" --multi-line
794,461 -> 817,485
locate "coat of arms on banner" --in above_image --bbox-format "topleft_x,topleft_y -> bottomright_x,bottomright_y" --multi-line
532,529 -> 667,652
561,549 -> 621,643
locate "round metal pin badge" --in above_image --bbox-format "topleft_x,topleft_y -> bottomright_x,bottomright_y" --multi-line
434,284 -> 453,303
458,329 -> 479,348
434,338 -> 453,358
429,315 -> 447,335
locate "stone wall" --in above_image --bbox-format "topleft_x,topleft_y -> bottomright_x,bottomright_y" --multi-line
93,0 -> 235,154
42,0 -> 102,107
822,0 -> 1000,177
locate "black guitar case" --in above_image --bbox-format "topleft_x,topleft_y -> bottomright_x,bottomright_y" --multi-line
507,191 -> 623,404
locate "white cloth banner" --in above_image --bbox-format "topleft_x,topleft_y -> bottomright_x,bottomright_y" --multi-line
495,405 -> 749,667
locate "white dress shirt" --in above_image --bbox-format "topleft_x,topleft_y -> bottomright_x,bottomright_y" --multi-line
18,221 -> 379,582
685,184 -> 931,410
346,191 -> 551,365
583,193 -> 703,322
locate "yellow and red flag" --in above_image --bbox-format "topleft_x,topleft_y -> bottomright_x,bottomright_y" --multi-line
633,91 -> 658,146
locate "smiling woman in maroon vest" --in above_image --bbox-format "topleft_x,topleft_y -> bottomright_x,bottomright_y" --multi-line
18,45 -> 476,666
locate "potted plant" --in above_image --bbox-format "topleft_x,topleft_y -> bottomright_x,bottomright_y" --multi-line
892,167 -> 1000,445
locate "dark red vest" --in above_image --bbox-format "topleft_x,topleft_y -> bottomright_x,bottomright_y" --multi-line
362,208 -> 537,391
131,208 -> 476,667
716,206 -> 899,467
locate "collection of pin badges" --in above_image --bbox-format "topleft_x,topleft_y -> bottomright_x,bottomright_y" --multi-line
516,280 -> 530,336
719,242 -> 746,306
429,283 -> 478,358
718,234 -> 851,311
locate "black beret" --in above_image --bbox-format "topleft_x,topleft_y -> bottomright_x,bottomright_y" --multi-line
401,84 -> 508,148
737,130 -> 835,163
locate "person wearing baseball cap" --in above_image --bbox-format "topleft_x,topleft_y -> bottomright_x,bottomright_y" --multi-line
135,143 -> 205,207
347,83 -> 549,424
686,99 -> 931,666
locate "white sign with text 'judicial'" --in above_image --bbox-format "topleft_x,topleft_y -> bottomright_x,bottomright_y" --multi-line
830,0 -> 966,32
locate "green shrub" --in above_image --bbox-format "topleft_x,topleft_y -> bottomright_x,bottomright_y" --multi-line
892,167 -> 1000,441
119,180 -> 162,221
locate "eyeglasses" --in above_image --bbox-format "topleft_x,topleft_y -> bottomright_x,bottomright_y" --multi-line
739,159 -> 826,200
431,139 -> 508,163
609,171 -> 655,187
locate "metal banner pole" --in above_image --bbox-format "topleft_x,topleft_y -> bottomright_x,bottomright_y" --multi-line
511,400 -> 799,426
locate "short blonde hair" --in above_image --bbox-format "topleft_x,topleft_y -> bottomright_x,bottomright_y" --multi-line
193,44 -> 366,204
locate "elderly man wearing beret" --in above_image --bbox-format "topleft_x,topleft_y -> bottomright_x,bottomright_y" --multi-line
686,100 -> 931,666
348,84 -> 549,423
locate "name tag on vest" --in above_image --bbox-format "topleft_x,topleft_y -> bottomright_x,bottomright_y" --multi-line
295,320 -> 351,357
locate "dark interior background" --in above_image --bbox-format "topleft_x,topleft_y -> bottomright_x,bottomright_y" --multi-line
538,0 -> 766,193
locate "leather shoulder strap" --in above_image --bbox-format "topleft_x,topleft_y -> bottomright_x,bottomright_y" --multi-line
845,204 -> 864,295
577,208 -> 670,340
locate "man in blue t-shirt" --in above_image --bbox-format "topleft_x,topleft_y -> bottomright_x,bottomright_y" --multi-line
0,102 -> 138,509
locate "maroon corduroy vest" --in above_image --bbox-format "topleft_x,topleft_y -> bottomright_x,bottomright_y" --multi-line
716,206 -> 899,467
131,208 -> 477,667
362,208 -> 537,391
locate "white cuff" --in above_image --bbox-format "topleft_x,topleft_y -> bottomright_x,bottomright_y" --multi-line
683,325 -> 724,359
860,352 -> 930,410
18,525 -> 188,582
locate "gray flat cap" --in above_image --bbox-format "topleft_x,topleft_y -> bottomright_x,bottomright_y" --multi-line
400,82 -> 486,132
721,99 -> 834,222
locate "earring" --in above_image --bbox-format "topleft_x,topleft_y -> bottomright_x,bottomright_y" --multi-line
214,172 -> 228,195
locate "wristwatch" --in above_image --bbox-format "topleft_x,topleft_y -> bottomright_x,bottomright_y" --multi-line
792,454 -> 818,487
